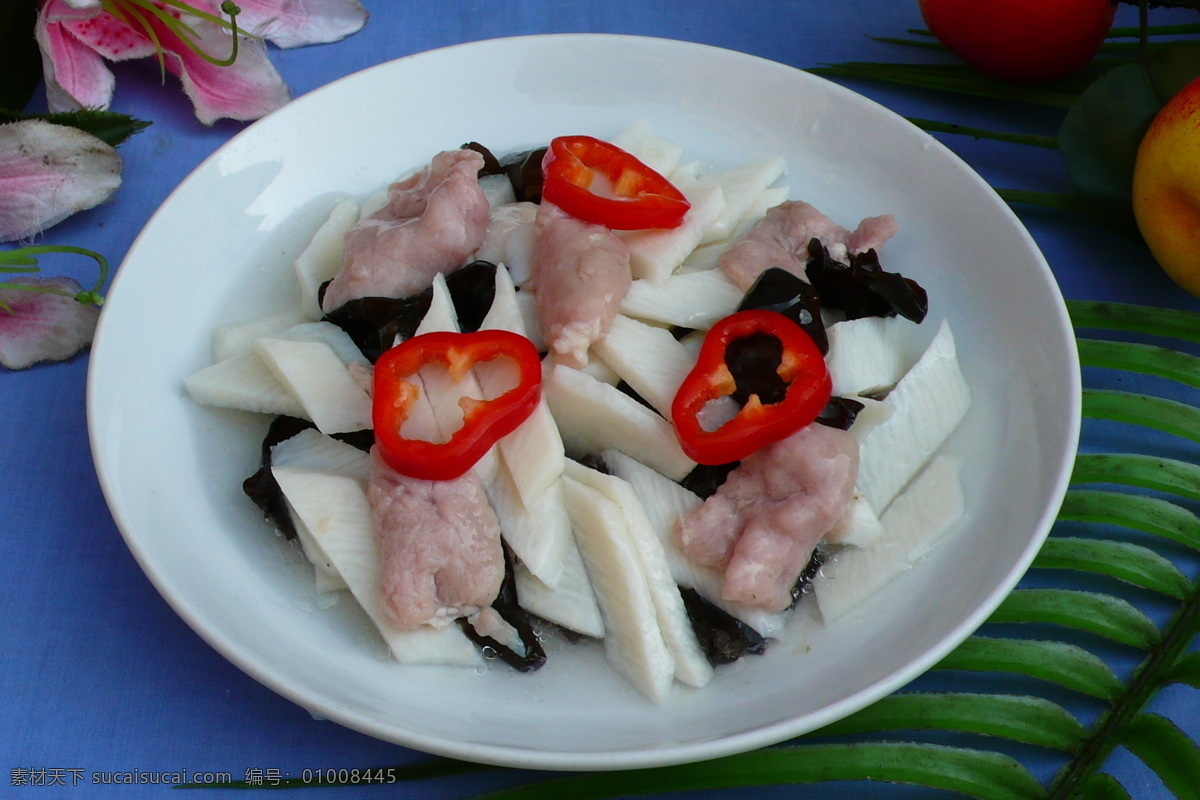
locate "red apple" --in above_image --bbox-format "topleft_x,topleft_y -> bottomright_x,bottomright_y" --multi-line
919,0 -> 1117,83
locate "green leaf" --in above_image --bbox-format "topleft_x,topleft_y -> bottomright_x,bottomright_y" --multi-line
908,117 -> 1058,147
470,745 -> 1047,800
1076,773 -> 1133,800
1076,338 -> 1200,389
1058,489 -> 1200,551
807,62 -> 1082,107
1057,63 -> 1159,237
0,0 -> 40,112
1067,301 -> 1200,343
989,589 -> 1160,649
817,693 -> 1089,752
1071,453 -> 1200,504
1165,652 -> 1200,688
1142,39 -> 1200,104
0,109 -> 152,148
1119,714 -> 1200,800
1082,389 -> 1200,445
995,189 -> 1095,213
933,637 -> 1124,701
1032,537 -> 1193,600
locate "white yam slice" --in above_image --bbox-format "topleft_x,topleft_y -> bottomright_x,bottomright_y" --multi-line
486,456 -> 572,587
410,274 -> 499,480
602,449 -> 791,637
823,490 -> 887,548
591,315 -> 694,418
211,309 -> 310,363
267,430 -> 369,594
270,428 -> 371,482
358,187 -> 389,220
295,198 -> 359,320
513,536 -> 605,639
475,202 -> 537,286
272,468 -> 481,666
564,460 -> 712,688
624,175 -> 725,284
825,316 -> 925,397
415,272 -> 461,337
699,157 -> 787,246
856,320 -> 971,514
611,121 -> 684,177
571,351 -> 621,385
513,289 -> 545,352
183,350 -> 306,418
543,363 -> 695,481
679,186 -> 790,274
478,262 -> 526,334
478,265 -> 566,504
478,173 -> 516,207
847,396 -> 893,442
619,269 -> 743,330
561,475 -> 675,703
276,321 -> 370,367
814,456 -> 965,622
255,338 -> 372,434
286,501 -> 349,593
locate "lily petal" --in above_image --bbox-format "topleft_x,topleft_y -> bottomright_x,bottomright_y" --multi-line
107,3 -> 289,125
0,120 -> 123,243
60,5 -> 158,62
0,277 -> 101,370
36,0 -> 117,112
191,0 -> 369,49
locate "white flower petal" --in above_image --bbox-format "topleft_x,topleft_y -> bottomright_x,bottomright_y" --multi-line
0,277 -> 100,370
0,120 -> 122,243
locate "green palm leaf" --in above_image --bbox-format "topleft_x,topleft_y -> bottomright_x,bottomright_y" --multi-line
933,637 -> 1124,701
1070,453 -> 1200,503
816,693 -> 1089,751
1032,537 -> 1192,600
1058,490 -> 1200,551
1118,714 -> 1200,800
468,745 -> 1047,800
991,588 -> 1161,649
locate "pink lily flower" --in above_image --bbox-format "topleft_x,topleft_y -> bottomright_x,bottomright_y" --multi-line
0,275 -> 103,370
36,0 -> 369,126
0,246 -> 107,370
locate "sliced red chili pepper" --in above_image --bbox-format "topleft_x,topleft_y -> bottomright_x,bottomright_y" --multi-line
540,135 -> 691,230
373,330 -> 542,480
671,309 -> 832,465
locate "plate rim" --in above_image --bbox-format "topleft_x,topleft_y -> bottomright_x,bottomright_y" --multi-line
86,32 -> 1082,771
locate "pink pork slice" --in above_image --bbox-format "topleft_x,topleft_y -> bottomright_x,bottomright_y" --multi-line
718,200 -> 898,291
321,149 -> 491,313
674,423 -> 859,611
367,449 -> 505,631
529,202 -> 632,367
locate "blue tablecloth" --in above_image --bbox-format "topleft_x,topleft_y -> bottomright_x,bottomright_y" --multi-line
4,2 -> 1199,798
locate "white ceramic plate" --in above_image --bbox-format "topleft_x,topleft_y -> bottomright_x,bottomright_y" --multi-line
88,34 -> 1080,771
